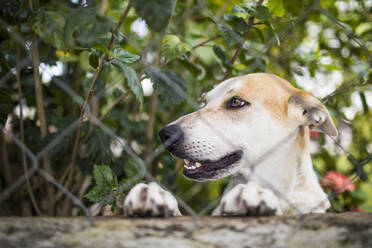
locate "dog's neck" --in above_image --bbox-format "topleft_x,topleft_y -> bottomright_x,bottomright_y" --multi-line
231,126 -> 311,194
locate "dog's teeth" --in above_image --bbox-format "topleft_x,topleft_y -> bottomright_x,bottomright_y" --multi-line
191,166 -> 196,169
196,162 -> 202,167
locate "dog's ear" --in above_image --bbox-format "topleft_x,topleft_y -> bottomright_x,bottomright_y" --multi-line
288,92 -> 338,136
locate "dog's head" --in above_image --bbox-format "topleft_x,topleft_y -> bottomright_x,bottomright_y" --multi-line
159,73 -> 338,182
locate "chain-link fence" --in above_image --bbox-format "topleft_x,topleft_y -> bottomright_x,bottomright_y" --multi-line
0,0 -> 371,236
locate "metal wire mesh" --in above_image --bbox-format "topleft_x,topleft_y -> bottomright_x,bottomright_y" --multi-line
0,0 -> 371,237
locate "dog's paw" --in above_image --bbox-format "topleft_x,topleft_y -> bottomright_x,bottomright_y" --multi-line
215,182 -> 280,216
123,182 -> 181,217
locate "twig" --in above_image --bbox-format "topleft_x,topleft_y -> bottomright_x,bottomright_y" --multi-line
322,79 -> 370,104
100,92 -> 129,121
65,2 -> 132,195
159,35 -> 222,68
169,159 -> 183,191
145,33 -> 163,171
71,91 -> 129,161
192,35 -> 222,50
188,0 -> 232,62
0,132 -> 11,185
16,22 -> 43,216
221,0 -> 264,81
29,0 -> 55,215
145,92 -> 158,168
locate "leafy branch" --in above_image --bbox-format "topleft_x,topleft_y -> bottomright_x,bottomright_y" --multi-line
65,2 -> 132,194
221,0 -> 264,81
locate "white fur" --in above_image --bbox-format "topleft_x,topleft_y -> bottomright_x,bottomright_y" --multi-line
212,182 -> 281,216
123,182 -> 181,217
124,73 -> 333,216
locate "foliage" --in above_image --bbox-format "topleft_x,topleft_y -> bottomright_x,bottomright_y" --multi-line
130,0 -> 176,32
162,34 -> 190,59
84,165 -> 118,204
0,0 -> 371,216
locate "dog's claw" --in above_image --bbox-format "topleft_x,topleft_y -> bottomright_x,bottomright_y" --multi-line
123,182 -> 181,217
214,182 -> 281,216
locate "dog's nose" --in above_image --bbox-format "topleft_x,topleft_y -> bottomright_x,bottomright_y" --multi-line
158,125 -> 184,152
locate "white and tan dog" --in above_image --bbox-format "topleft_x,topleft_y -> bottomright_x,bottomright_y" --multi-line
123,73 -> 338,217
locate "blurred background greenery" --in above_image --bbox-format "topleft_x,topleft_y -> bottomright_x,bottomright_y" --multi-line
0,0 -> 371,216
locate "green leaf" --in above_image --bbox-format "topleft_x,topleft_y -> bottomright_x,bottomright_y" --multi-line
123,159 -> 139,179
31,9 -> 66,49
93,44 -> 113,57
212,45 -> 233,70
217,24 -> 243,46
162,34 -> 191,59
131,0 -> 176,32
84,186 -> 105,203
321,64 -> 341,71
88,49 -> 100,69
223,14 -> 249,33
0,89 -> 13,125
251,6 -> 270,20
348,190 -> 368,205
65,8 -> 112,48
113,61 -> 143,105
112,47 -> 140,64
93,165 -> 118,190
267,0 -> 285,17
231,5 -> 246,13
145,67 -> 187,105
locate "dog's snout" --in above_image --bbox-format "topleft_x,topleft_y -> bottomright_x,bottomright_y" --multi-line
159,125 -> 184,152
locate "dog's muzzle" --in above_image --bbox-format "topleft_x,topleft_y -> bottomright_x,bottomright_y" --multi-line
158,124 -> 184,153
159,124 -> 243,181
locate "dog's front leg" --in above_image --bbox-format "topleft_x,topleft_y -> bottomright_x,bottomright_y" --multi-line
212,181 -> 281,216
123,182 -> 181,217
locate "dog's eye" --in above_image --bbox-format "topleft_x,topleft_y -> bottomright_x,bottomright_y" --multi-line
227,96 -> 248,109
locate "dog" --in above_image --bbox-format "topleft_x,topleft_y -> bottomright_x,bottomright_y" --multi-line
123,73 -> 338,216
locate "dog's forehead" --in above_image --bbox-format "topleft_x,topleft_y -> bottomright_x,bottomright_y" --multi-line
206,76 -> 245,100
206,73 -> 293,102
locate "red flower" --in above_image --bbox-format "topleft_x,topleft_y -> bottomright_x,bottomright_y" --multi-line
310,130 -> 321,139
320,171 -> 355,193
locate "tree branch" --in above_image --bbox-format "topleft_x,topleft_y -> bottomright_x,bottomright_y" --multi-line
64,3 -> 132,201
221,0 -> 264,81
16,22 -> 43,216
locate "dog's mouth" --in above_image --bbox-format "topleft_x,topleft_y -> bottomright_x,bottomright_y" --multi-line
181,150 -> 243,180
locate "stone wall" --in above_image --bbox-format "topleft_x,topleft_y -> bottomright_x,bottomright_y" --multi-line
0,213 -> 371,248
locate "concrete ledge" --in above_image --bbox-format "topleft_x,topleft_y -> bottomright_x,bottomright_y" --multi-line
0,213 -> 371,248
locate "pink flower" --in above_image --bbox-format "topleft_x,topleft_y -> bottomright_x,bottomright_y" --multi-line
320,171 -> 355,193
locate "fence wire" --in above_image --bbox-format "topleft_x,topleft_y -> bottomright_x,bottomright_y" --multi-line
0,0 -> 371,238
